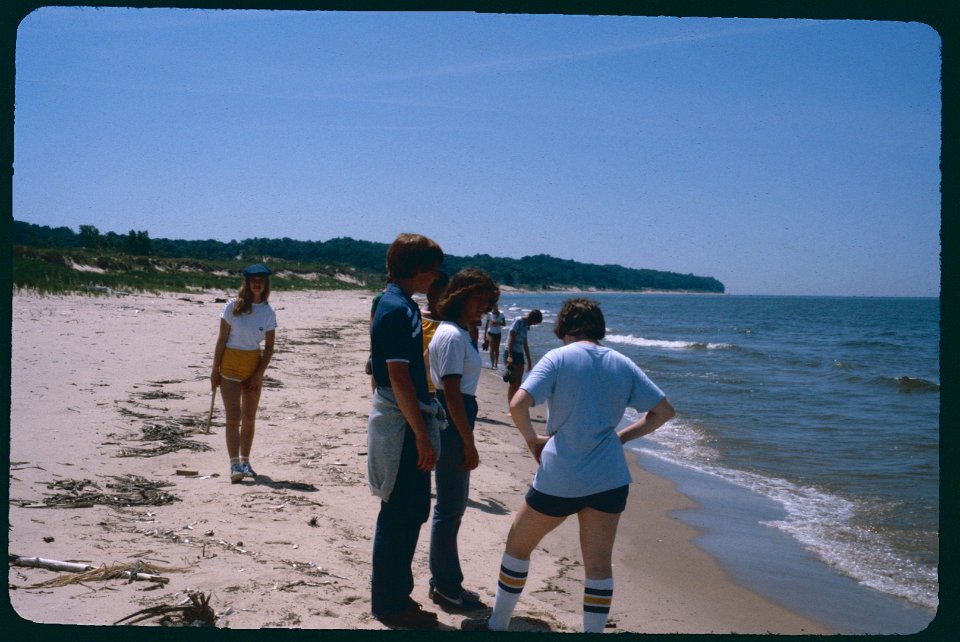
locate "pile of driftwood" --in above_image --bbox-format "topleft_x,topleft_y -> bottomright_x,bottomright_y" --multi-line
9,554 -> 185,587
117,421 -> 213,458
10,555 -> 212,626
12,475 -> 180,509
134,390 -> 186,401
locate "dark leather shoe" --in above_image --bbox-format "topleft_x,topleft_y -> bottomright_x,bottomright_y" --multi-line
430,586 -> 488,612
376,599 -> 439,629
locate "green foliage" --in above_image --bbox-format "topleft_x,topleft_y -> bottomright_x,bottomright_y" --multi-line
12,220 -> 725,294
11,244 -> 377,296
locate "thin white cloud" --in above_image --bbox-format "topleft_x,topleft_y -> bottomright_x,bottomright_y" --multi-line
384,19 -> 824,81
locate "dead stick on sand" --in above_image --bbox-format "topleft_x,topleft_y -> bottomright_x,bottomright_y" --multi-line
205,387 -> 216,434
10,554 -> 172,585
9,555 -> 95,574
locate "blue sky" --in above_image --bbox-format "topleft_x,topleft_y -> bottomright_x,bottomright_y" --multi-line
12,8 -> 941,296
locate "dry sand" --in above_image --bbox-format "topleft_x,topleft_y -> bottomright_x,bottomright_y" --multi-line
7,289 -> 832,633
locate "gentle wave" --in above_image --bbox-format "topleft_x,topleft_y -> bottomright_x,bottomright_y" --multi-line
605,333 -> 734,351
628,417 -> 938,611
887,376 -> 940,394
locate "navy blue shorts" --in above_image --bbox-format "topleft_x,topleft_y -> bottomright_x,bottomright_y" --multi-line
524,485 -> 629,517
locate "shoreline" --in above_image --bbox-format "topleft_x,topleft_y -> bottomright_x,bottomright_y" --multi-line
8,289 -> 827,632
632,450 -> 935,634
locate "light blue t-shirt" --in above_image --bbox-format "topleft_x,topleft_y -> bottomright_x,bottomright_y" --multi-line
508,317 -> 529,353
520,342 -> 666,497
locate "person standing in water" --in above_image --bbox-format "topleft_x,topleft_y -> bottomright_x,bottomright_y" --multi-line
210,263 -> 277,483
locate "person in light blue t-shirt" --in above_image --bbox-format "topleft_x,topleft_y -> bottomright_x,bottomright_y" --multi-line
504,309 -> 543,404
462,298 -> 675,634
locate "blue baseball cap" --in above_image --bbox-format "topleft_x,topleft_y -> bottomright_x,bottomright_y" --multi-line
242,263 -> 272,277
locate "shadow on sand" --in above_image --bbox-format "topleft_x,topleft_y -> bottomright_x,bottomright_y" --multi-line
250,474 -> 319,492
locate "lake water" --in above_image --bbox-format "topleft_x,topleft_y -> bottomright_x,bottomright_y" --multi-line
495,293 -> 939,633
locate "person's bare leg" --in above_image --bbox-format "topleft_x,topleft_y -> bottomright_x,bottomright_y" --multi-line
577,508 -> 621,632
219,379 -> 243,459
506,365 -> 522,405
487,502 -> 566,630
239,382 -> 261,458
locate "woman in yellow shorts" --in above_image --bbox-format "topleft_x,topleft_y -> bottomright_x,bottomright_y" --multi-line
211,263 -> 277,483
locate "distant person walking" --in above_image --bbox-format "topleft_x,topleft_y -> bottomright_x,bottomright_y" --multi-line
427,268 -> 499,612
367,233 -> 446,630
210,263 -> 277,483
463,298 -> 675,632
504,309 -> 543,404
483,304 -> 507,369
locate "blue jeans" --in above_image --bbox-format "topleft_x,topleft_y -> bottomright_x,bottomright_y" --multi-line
371,426 -> 431,617
430,392 -> 478,595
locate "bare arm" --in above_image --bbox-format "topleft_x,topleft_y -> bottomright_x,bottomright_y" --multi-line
617,397 -> 676,444
441,376 -> 479,470
523,339 -> 533,372
210,318 -> 231,390
387,361 -> 437,472
508,389 -> 550,463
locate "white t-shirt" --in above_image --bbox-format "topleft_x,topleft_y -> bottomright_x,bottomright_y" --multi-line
520,342 -> 666,497
485,311 -> 506,335
222,300 -> 277,351
428,321 -> 482,395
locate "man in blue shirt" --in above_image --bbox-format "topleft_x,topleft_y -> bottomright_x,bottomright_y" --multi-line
367,233 -> 445,629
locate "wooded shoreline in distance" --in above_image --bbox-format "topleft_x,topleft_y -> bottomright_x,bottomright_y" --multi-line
12,220 -> 725,295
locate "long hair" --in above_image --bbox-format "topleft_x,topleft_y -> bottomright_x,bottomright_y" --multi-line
233,276 -> 271,315
437,268 -> 500,322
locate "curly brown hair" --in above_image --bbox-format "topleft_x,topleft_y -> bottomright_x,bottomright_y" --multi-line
554,298 -> 605,341
436,268 -> 500,322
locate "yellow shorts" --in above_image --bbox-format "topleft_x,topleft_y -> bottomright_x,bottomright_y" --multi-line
220,348 -> 261,382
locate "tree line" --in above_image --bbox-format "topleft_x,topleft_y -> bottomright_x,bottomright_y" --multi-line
12,220 -> 725,293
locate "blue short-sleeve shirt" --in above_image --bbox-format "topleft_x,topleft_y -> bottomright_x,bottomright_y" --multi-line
371,283 -> 431,404
521,342 -> 666,497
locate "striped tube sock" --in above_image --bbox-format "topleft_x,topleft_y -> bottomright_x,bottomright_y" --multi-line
489,553 -> 530,631
583,577 -> 614,633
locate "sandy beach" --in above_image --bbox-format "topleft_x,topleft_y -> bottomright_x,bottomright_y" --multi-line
7,289 -> 833,633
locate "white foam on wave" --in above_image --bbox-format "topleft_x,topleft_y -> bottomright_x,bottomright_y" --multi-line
606,333 -> 733,350
626,415 -> 938,611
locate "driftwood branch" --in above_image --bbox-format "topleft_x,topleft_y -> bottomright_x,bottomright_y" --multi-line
10,555 -> 95,573
9,554 -> 176,585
